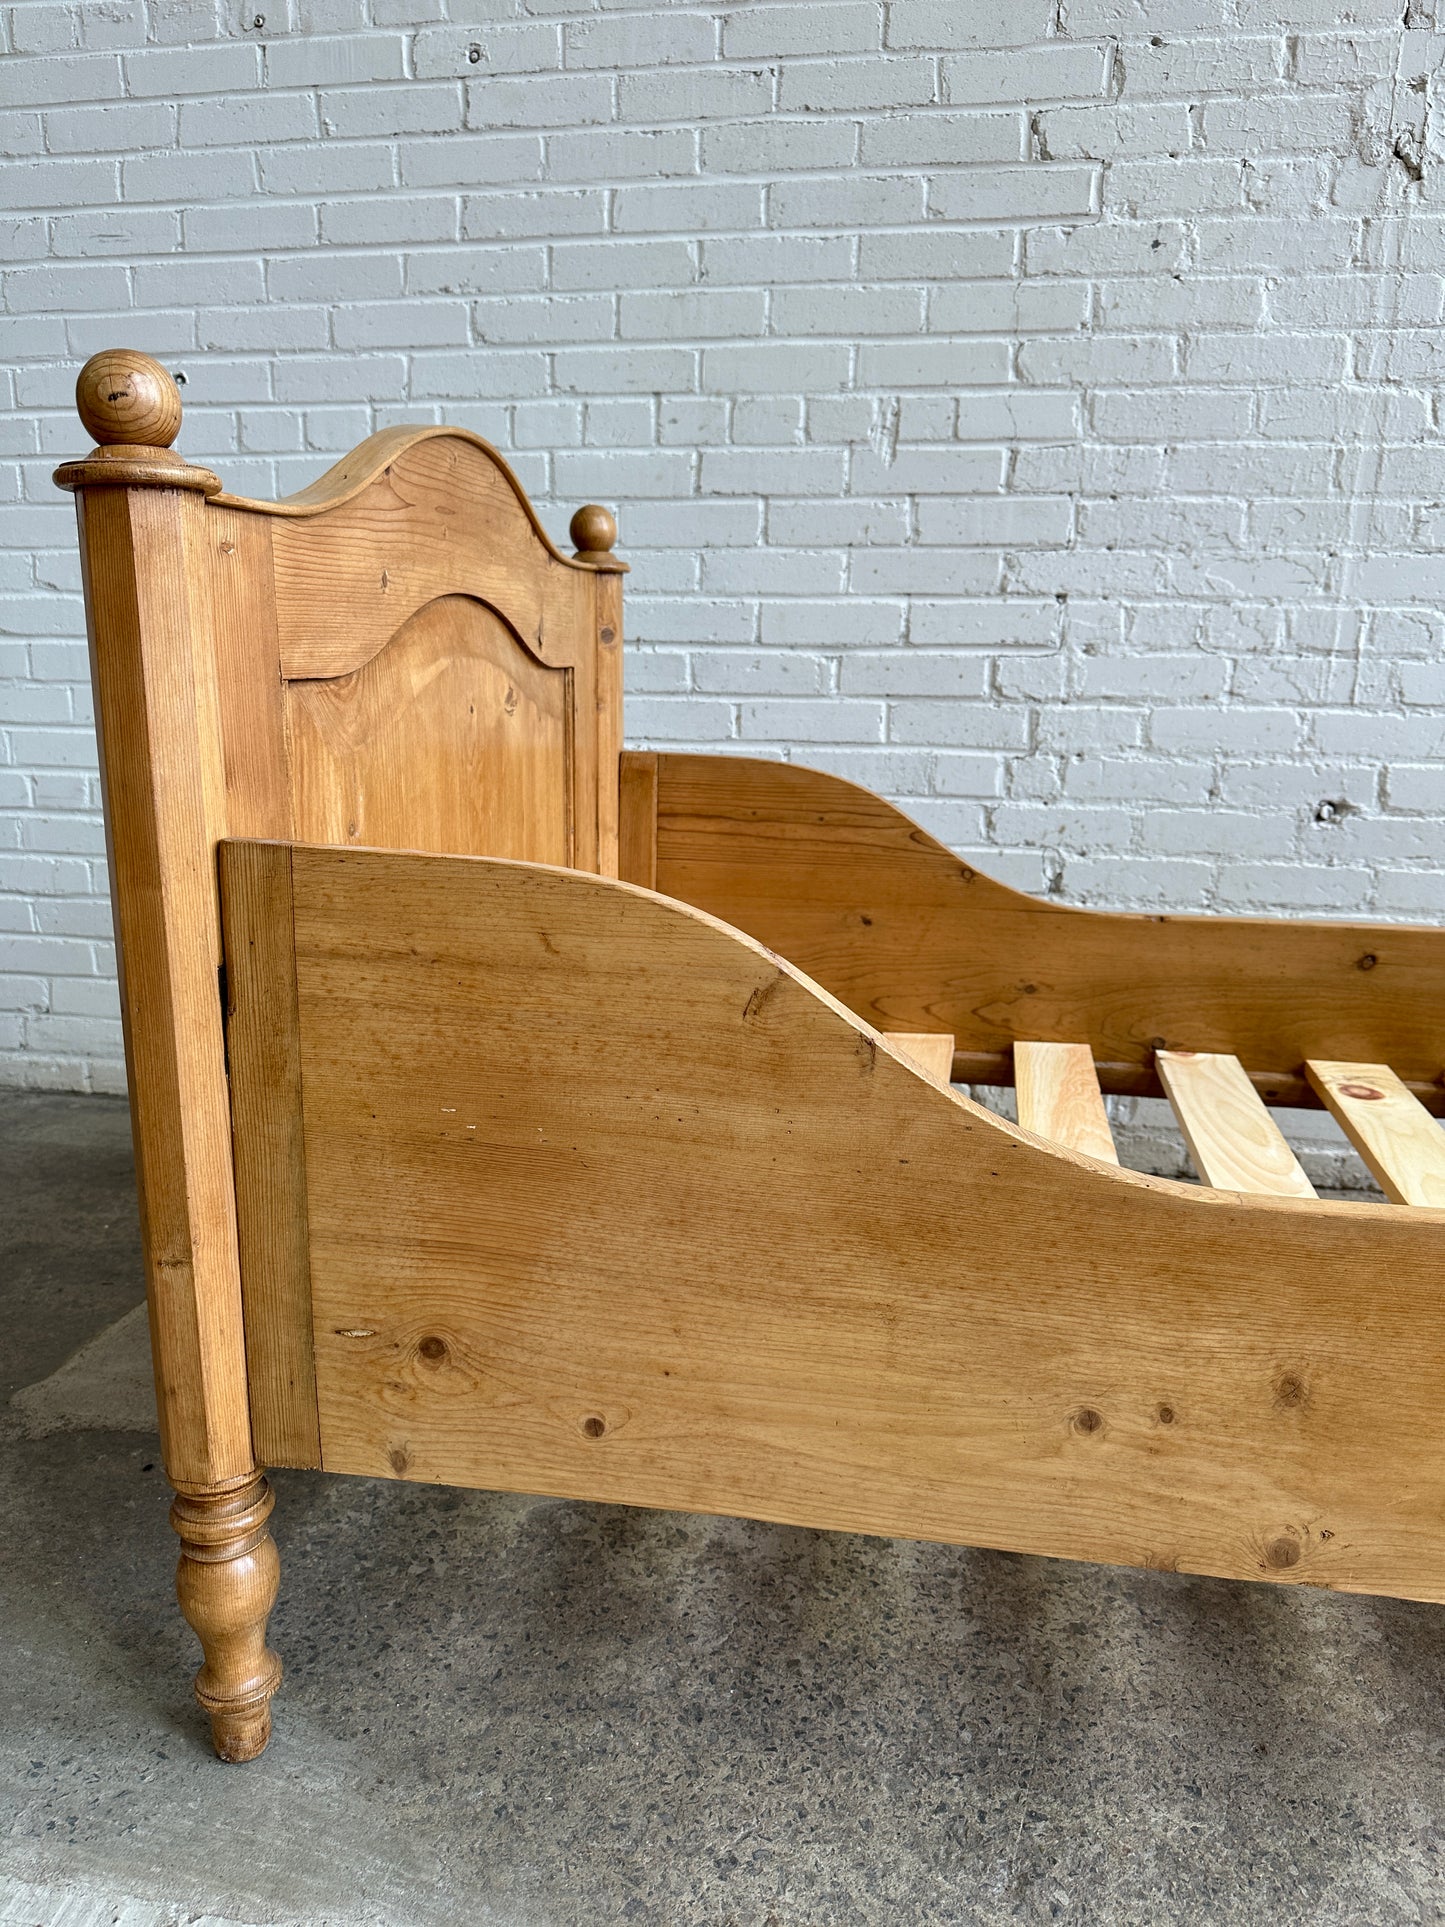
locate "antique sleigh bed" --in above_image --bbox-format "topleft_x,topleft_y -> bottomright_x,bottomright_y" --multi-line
56,350 -> 1445,1762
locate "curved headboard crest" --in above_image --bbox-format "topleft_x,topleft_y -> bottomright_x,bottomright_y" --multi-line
59,349 -> 626,880
218,424 -> 625,682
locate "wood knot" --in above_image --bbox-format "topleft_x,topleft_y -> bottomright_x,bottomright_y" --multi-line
388,1443 -> 411,1475
1338,1082 -> 1383,1101
1264,1534 -> 1302,1570
581,1414 -> 607,1439
1156,1404 -> 1176,1426
417,1334 -> 448,1365
1071,1406 -> 1104,1436
1272,1370 -> 1308,1410
1356,953 -> 1378,971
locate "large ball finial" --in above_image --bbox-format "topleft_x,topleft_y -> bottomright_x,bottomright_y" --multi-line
570,502 -> 617,559
76,349 -> 183,449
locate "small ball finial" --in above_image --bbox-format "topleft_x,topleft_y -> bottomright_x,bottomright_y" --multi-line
76,349 -> 183,449
570,502 -> 617,557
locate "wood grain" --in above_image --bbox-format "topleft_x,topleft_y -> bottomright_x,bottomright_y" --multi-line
219,840 -> 320,1468
1306,1060 -> 1445,1207
59,350 -> 284,1761
286,595 -> 573,867
202,505 -> 290,844
233,840 -> 1445,1604
266,433 -> 601,682
651,755 -> 1445,1108
59,386 -> 631,1479
619,749 -> 658,892
1014,1042 -> 1118,1164
66,481 -> 254,1485
593,569 -> 623,880
883,1032 -> 956,1084
171,1473 -> 283,1762
1158,1051 -> 1317,1199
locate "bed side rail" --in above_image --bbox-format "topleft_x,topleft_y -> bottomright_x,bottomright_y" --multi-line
220,836 -> 1445,1604
623,751 -> 1445,1114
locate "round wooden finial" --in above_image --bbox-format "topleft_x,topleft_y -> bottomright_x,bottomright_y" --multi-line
570,503 -> 617,558
76,349 -> 183,449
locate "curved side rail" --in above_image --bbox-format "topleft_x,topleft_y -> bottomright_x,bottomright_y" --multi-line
221,838 -> 1445,1604
628,752 -> 1445,1111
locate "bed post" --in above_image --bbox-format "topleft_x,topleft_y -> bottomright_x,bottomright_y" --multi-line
55,352 -> 281,1761
569,501 -> 626,877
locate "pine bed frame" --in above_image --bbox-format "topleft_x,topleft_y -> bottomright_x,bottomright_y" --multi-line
57,350 -> 1445,1762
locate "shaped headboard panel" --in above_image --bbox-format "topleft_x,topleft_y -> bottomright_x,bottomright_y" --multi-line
210,422 -> 624,875
285,594 -> 574,867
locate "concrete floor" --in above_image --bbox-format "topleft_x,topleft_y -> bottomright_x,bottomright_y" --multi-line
3,1090 -> 1445,1926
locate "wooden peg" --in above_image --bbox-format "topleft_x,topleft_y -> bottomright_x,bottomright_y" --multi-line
171,1474 -> 283,1762
55,348 -> 221,496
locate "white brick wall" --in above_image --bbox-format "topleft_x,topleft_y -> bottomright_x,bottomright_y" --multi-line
2,0 -> 1445,1099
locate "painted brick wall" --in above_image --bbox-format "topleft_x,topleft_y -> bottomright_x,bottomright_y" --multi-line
2,0 -> 1443,1106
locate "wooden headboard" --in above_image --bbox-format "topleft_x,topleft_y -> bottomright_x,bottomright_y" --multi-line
54,348 -> 625,1486
60,349 -> 626,881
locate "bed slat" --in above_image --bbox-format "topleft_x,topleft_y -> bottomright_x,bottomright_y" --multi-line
1306,1060 -> 1445,1207
1014,1042 -> 1118,1164
883,1032 -> 955,1085
1158,1050 -> 1317,1198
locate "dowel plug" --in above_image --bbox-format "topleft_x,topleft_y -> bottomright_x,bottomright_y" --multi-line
76,349 -> 183,449
570,502 -> 618,561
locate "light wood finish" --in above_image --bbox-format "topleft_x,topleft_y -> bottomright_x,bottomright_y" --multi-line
56,367 -> 253,1489
619,749 -> 658,892
647,755 -> 1445,1112
1158,1051 -> 1317,1199
1014,1042 -> 1118,1164
259,440 -> 621,875
591,565 -> 624,875
570,501 -> 619,562
1306,1060 -> 1445,1207
222,841 -> 1445,1605
883,1032 -> 956,1084
287,596 -> 573,866
171,1474 -> 282,1762
57,350 -> 631,1759
260,434 -> 623,677
80,398 -> 626,878
219,841 -> 320,1468
76,347 -> 185,448
61,346 -> 1445,1768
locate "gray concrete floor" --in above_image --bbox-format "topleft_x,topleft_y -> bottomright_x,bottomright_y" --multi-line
3,1089 -> 1445,1927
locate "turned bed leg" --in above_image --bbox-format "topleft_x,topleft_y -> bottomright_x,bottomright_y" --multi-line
171,1472 -> 282,1762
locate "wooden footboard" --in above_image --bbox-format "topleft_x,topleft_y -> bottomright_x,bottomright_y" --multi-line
220,839 -> 1445,1604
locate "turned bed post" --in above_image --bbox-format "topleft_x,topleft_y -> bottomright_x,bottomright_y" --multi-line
55,352 -> 281,1761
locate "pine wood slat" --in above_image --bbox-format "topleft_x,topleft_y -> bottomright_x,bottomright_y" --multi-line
1306,1060 -> 1445,1207
1158,1051 -> 1317,1199
883,1032 -> 955,1085
1015,1041 -> 1118,1164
